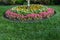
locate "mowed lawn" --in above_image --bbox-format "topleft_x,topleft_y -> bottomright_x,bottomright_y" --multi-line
0,5 -> 60,40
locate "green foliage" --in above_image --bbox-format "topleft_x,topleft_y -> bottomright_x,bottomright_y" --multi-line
2,0 -> 25,4
7,0 -> 17,4
0,0 -> 1,2
31,0 -> 56,5
0,0 -> 59,5
16,0 -> 25,4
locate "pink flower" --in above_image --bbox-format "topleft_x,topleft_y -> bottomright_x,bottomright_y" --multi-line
36,14 -> 42,19
24,16 -> 27,18
6,10 -> 11,14
30,13 -> 36,18
47,8 -> 54,13
47,8 -> 54,16
47,8 -> 54,11
21,15 -> 25,19
26,14 -> 31,18
26,13 -> 37,19
17,14 -> 22,19
39,12 -> 48,18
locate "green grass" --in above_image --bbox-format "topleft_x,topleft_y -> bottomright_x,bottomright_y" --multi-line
0,5 -> 60,40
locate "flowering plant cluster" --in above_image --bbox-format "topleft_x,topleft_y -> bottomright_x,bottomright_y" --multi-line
11,5 -> 48,15
5,5 -> 55,21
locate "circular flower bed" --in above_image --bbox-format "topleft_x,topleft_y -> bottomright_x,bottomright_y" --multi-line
5,4 -> 55,21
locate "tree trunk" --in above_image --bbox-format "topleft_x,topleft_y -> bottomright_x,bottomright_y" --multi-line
27,0 -> 30,9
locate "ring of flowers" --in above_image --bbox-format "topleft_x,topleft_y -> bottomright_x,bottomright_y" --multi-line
5,7 -> 55,21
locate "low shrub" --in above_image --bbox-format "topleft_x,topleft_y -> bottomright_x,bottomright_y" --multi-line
31,0 -> 56,5
1,0 -> 25,5
0,0 -> 60,5
16,0 -> 25,4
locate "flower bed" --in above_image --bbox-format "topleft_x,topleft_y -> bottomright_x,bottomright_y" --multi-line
5,5 -> 55,21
